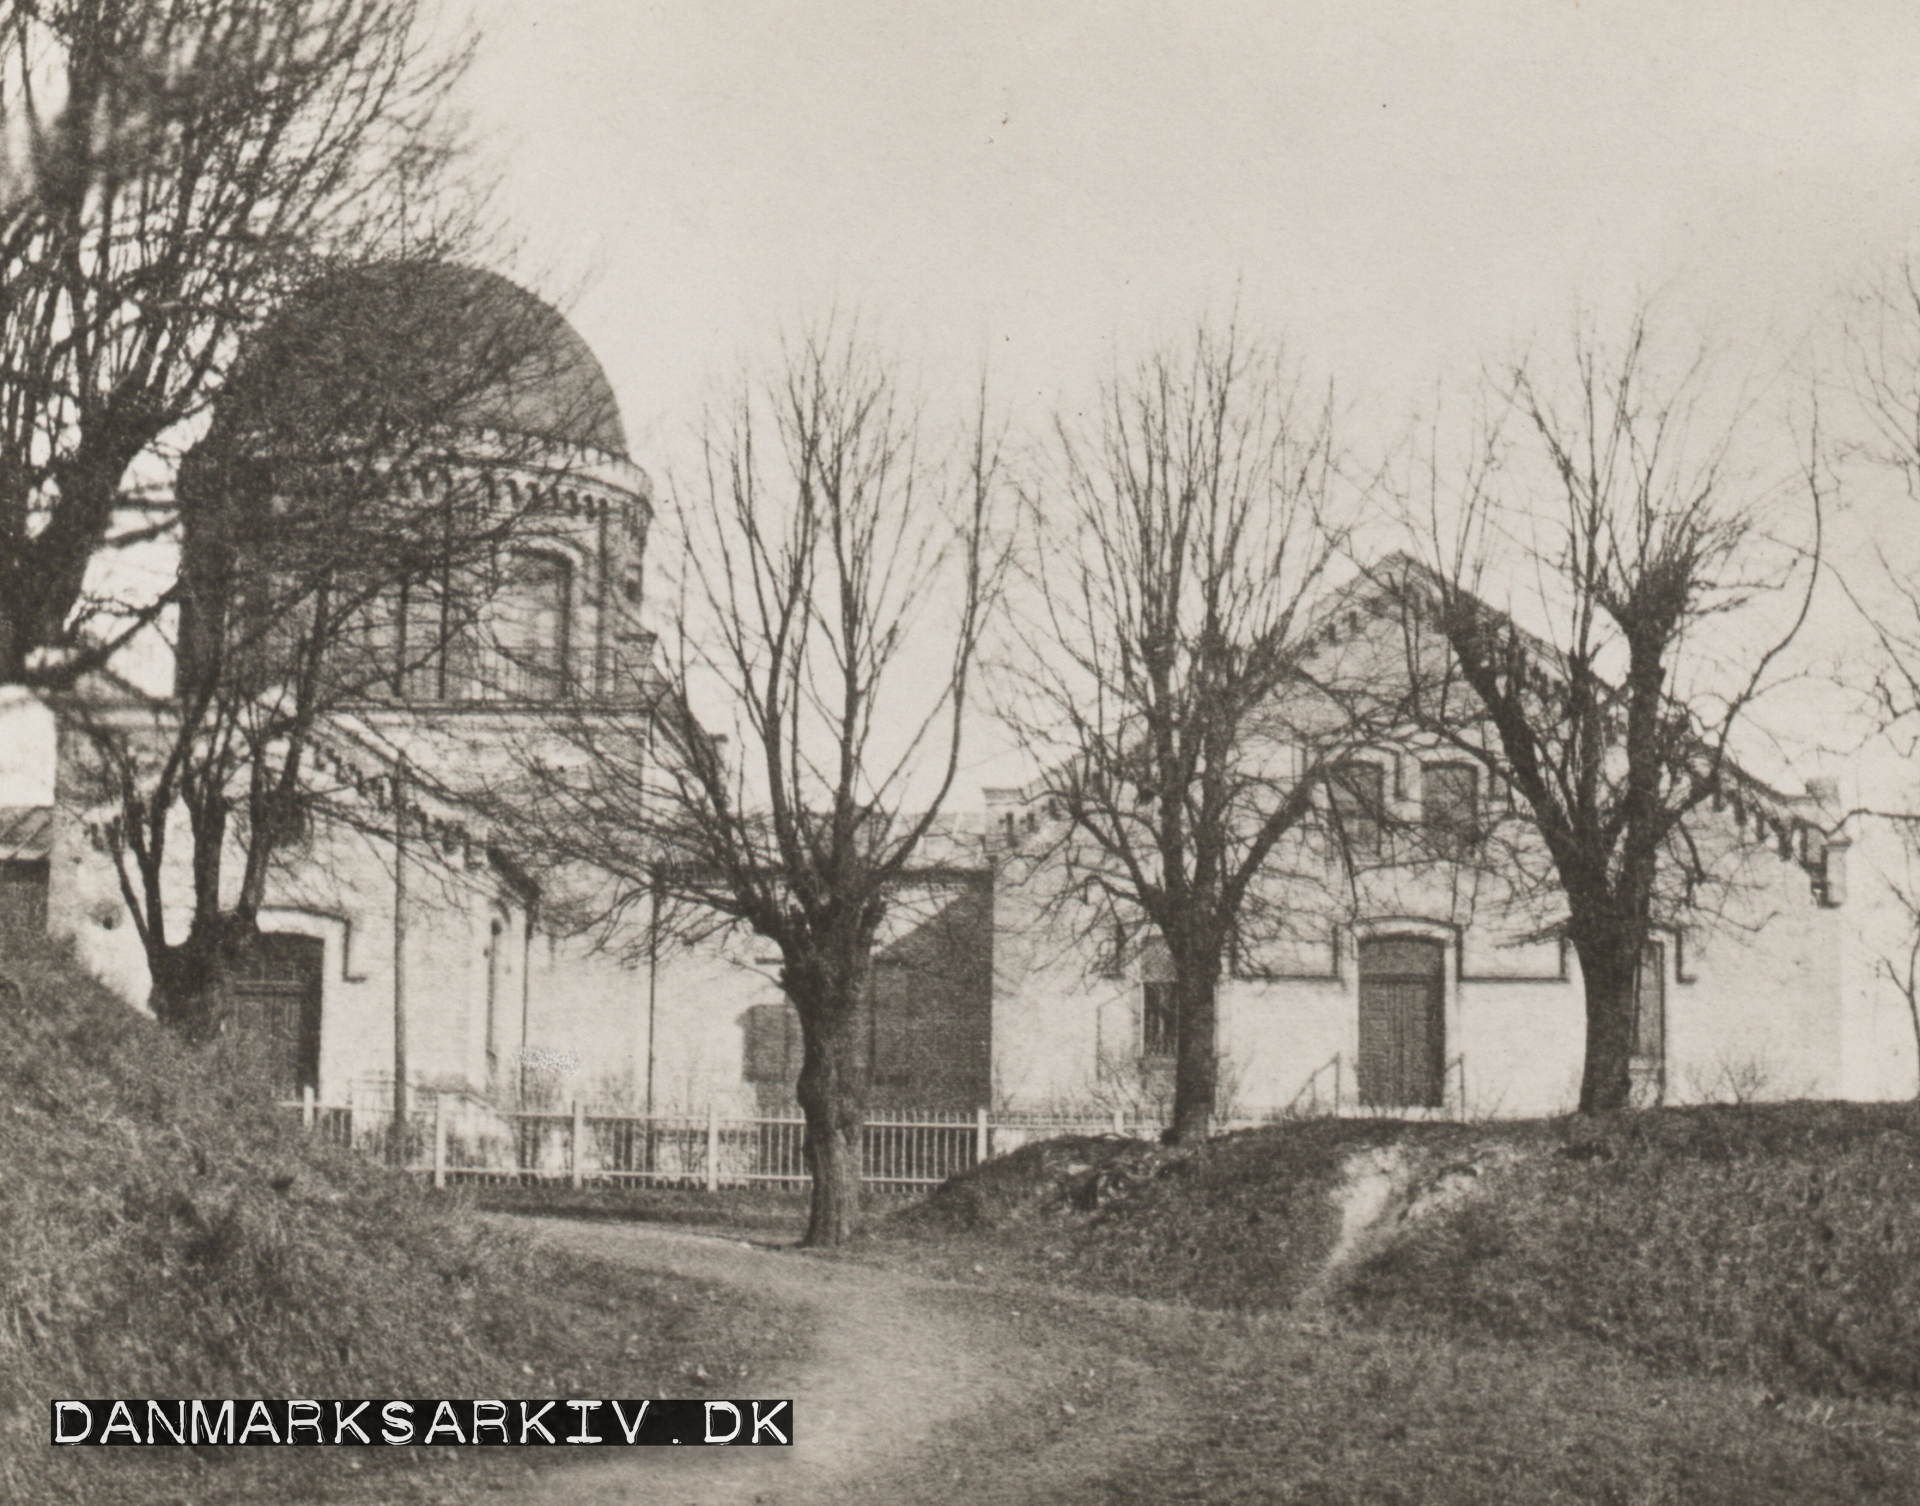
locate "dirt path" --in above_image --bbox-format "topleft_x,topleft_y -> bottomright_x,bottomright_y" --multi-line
502,1216 -> 1170,1506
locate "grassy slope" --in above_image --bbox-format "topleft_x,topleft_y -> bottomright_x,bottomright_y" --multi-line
877,1105 -> 1920,1403
1345,1103 -> 1920,1403
0,933 -> 806,1506
853,1110 -> 1920,1503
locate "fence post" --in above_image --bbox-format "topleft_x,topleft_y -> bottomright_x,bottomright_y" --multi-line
974,1105 -> 989,1166
432,1094 -> 447,1190
302,1083 -> 315,1130
571,1099 -> 585,1190
1111,1105 -> 1124,1136
705,1101 -> 720,1193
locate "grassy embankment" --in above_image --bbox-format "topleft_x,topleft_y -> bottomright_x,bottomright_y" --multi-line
0,933 -> 807,1506
852,1108 -> 1920,1504
886,1107 -> 1920,1403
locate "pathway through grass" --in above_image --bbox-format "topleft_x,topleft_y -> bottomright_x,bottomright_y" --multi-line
505,1217 -> 1018,1505
490,1210 -> 1920,1506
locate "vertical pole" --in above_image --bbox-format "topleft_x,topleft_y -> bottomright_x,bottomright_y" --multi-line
391,758 -> 409,1167
519,908 -> 535,1110
705,1100 -> 720,1193
974,1105 -> 989,1167
571,1098 -> 585,1190
646,871 -> 659,1122
1112,1105 -> 1124,1136
302,1083 -> 315,1130
433,1093 -> 447,1190
1334,1053 -> 1342,1116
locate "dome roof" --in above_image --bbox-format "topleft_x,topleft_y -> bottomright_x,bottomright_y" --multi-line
213,261 -> 628,458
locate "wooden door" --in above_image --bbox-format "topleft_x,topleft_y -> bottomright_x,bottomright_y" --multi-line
1357,936 -> 1445,1109
229,933 -> 324,1096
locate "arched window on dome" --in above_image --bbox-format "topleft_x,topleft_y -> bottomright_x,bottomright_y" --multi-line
395,570 -> 475,702
328,579 -> 403,700
482,551 -> 571,702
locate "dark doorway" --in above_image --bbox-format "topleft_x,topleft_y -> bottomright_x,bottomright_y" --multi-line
0,858 -> 48,936
1357,935 -> 1446,1109
228,933 -> 324,1096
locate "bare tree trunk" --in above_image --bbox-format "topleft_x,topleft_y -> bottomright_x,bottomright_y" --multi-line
794,1000 -> 864,1246
1573,937 -> 1636,1113
0,598 -> 26,686
147,913 -> 257,1043
1169,961 -> 1221,1144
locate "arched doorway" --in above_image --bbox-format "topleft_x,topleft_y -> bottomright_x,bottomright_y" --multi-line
1357,935 -> 1446,1109
228,933 -> 325,1096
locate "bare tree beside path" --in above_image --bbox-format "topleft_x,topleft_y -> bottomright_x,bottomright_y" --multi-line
489,329 -> 1004,1246
1377,311 -> 1822,1113
998,323 -> 1388,1145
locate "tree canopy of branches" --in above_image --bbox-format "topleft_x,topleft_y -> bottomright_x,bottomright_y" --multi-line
79,261 -> 600,1038
1383,312 -> 1820,1113
1840,257 -> 1920,730
0,0 -> 471,686
495,330 -> 1000,1246
1003,323 -> 1377,1144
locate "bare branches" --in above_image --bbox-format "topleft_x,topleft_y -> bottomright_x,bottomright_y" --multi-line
1000,320 -> 1377,1142
0,0 -> 477,685
1386,308 -> 1822,1112
79,258 -> 610,1037
1838,257 -> 1920,732
485,323 -> 1005,1244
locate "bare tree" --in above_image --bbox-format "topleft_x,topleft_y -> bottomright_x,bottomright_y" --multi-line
1380,311 -> 1820,1113
1001,323 -> 1379,1144
494,329 -> 1001,1245
1838,257 -> 1920,732
1839,261 -> 1920,1092
0,0 -> 472,687
74,261 -> 594,1038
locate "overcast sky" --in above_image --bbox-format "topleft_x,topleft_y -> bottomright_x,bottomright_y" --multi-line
460,2 -> 1920,438
451,2 -> 1920,795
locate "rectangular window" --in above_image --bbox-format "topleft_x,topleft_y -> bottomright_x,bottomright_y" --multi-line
1330,761 -> 1385,860
743,1004 -> 801,1084
871,1010 -> 915,1091
1422,761 -> 1479,858
1142,980 -> 1177,1058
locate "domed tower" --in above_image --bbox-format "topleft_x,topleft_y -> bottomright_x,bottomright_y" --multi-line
178,261 -> 655,711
